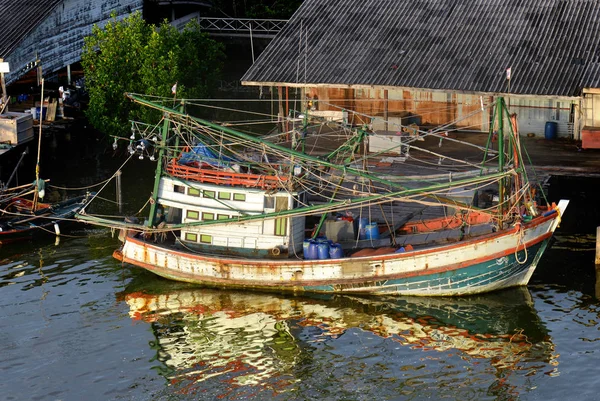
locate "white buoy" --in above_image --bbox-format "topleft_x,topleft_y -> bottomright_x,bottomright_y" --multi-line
54,223 -> 61,236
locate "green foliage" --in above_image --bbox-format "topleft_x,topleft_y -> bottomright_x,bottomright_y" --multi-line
82,12 -> 225,137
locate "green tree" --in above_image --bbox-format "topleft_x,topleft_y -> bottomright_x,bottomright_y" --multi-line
82,12 -> 225,137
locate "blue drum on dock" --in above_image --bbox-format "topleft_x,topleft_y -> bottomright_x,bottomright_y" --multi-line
545,121 -> 558,140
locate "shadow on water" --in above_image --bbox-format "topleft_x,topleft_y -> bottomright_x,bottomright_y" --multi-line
118,275 -> 556,400
531,175 -> 600,297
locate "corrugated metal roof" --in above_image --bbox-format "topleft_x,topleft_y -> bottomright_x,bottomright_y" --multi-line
242,0 -> 600,97
0,0 -> 63,58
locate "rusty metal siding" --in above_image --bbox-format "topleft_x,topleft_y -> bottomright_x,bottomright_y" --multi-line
243,0 -> 600,98
4,0 -> 143,84
310,87 -> 491,131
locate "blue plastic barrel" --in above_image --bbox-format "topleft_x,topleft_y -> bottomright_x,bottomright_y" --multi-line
303,239 -> 318,260
35,107 -> 47,120
317,241 -> 330,259
329,243 -> 343,259
365,223 -> 380,240
545,121 -> 558,140
357,217 -> 369,240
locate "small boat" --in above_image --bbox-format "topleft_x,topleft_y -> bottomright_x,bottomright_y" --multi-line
0,80 -> 92,244
78,94 -> 568,296
0,184 -> 93,244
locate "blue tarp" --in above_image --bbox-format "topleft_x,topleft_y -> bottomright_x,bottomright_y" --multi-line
178,144 -> 236,168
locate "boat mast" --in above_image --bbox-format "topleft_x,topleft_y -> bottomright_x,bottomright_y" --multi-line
147,115 -> 169,228
497,97 -> 505,229
32,78 -> 45,211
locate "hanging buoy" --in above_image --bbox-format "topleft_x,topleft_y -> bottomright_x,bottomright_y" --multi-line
54,223 -> 60,235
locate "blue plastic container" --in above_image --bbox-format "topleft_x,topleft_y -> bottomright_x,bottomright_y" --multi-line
329,243 -> 343,259
303,239 -> 318,260
317,241 -> 330,259
357,217 -> 369,240
35,107 -> 47,120
545,121 -> 558,140
365,223 -> 379,240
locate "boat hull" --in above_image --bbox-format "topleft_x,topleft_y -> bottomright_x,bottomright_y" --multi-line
116,203 -> 567,296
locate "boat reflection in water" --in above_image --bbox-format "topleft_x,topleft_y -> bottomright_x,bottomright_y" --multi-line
119,281 -> 557,399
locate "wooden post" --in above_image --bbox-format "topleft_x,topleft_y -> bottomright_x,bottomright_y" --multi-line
67,64 -> 71,85
384,89 -> 389,131
285,86 -> 289,134
277,86 -> 284,133
0,58 -> 8,113
595,226 -> 600,265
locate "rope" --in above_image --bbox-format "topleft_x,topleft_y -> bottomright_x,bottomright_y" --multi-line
514,223 -> 528,264
48,176 -> 114,191
84,154 -> 134,208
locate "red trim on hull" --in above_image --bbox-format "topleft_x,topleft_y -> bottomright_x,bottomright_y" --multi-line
121,229 -> 552,288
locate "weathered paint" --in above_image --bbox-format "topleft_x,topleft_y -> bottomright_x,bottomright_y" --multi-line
117,201 -> 567,296
306,87 -> 577,138
5,0 -> 143,84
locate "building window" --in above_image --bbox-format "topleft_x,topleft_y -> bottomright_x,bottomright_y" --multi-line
233,193 -> 246,201
186,210 -> 199,220
185,232 -> 198,242
200,234 -> 212,244
188,187 -> 201,197
203,190 -> 215,199
174,185 -> 185,194
218,214 -> 229,220
202,212 -> 214,221
218,191 -> 231,200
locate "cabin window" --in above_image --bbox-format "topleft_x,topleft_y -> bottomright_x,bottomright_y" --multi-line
174,185 -> 185,194
218,214 -> 229,220
218,191 -> 231,200
200,234 -> 212,244
264,197 -> 274,209
203,190 -> 216,199
233,193 -> 246,201
188,187 -> 201,197
185,232 -> 198,242
202,212 -> 214,221
186,210 -> 199,220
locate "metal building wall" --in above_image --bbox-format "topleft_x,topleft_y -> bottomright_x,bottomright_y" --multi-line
507,97 -> 577,139
5,0 -> 143,84
306,86 -> 579,138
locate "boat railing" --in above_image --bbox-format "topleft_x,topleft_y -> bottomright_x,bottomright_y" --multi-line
166,159 -> 288,190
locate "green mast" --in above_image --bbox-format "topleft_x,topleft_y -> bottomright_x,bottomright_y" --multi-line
146,115 -> 169,228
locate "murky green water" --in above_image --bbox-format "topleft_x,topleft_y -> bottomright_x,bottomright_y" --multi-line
1,126 -> 599,400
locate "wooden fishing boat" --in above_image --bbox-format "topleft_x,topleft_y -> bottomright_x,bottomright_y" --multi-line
77,94 -> 568,296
